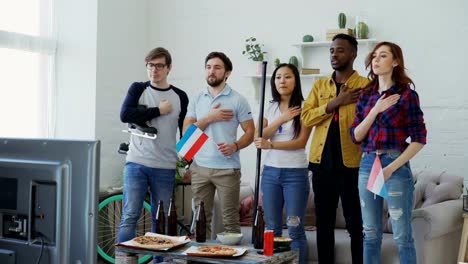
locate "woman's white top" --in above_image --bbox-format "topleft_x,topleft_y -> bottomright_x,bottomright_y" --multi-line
263,102 -> 308,168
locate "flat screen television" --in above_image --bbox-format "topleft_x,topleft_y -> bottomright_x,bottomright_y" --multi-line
0,138 -> 100,264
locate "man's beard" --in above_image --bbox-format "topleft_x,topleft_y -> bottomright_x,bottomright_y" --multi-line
207,76 -> 224,87
332,60 -> 352,71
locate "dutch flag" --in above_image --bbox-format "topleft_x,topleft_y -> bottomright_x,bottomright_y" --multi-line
367,155 -> 388,198
176,124 -> 209,162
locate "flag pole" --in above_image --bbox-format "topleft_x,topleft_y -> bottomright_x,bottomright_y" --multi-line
252,61 -> 267,243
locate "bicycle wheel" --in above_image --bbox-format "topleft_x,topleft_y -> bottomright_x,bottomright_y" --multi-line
97,193 -> 153,264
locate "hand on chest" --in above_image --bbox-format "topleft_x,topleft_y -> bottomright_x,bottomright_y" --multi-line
140,90 -> 180,117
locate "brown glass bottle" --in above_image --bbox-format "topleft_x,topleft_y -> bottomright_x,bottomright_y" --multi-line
253,206 -> 265,249
195,201 -> 206,242
167,198 -> 178,236
155,200 -> 165,234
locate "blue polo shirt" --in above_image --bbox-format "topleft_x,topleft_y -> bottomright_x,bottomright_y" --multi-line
187,84 -> 252,169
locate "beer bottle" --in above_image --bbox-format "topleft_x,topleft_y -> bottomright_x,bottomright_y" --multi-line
167,198 -> 178,236
253,206 -> 265,249
155,200 -> 165,234
195,201 -> 206,242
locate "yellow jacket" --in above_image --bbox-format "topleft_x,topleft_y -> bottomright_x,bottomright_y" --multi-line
301,71 -> 369,168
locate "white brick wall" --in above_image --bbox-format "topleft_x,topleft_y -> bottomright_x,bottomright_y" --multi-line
90,0 -> 468,190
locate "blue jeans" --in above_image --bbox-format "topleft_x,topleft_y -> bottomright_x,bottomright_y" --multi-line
261,166 -> 310,264
358,152 -> 416,264
117,162 -> 175,240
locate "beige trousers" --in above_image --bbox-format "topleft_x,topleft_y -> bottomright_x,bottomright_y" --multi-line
190,163 -> 241,238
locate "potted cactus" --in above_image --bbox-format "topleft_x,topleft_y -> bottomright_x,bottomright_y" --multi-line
289,56 -> 299,69
274,58 -> 281,67
326,12 -> 353,40
338,13 -> 346,29
355,21 -> 369,39
354,16 -> 369,39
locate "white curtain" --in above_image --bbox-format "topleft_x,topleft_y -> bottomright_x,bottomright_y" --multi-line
0,0 -> 57,138
0,30 -> 56,55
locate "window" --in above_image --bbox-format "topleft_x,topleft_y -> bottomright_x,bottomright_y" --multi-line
0,0 -> 56,138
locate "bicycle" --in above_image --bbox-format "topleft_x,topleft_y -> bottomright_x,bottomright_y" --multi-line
97,187 -> 194,263
97,129 -> 193,263
97,188 -> 153,264
97,123 -> 157,264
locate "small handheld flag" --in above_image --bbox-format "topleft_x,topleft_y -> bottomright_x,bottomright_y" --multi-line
367,155 -> 388,198
176,124 -> 209,162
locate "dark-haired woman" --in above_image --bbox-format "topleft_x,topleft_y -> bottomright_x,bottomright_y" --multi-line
350,42 -> 427,264
254,63 -> 312,264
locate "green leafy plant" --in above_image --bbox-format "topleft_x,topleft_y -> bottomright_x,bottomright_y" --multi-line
175,158 -> 188,184
242,37 -> 267,62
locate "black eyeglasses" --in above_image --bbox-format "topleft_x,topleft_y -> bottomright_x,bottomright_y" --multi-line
146,63 -> 167,70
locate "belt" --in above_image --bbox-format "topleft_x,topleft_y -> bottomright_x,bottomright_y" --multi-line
366,149 -> 400,155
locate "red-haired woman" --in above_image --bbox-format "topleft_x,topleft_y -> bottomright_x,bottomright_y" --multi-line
350,42 -> 427,264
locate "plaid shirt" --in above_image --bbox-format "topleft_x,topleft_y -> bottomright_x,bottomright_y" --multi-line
350,85 -> 427,152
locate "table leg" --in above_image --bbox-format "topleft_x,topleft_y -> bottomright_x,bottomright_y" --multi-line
115,251 -> 137,264
458,216 -> 468,262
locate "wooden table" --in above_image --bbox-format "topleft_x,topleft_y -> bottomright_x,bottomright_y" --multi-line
116,241 -> 298,264
458,213 -> 468,262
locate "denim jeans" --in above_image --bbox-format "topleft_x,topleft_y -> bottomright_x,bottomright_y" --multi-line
358,152 -> 416,264
117,162 -> 175,236
261,166 -> 310,264
311,164 -> 363,264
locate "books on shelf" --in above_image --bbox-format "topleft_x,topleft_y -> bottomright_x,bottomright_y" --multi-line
326,28 -> 354,40
301,68 -> 320,75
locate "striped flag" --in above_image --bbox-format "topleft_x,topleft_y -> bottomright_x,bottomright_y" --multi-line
176,124 -> 209,162
367,155 -> 388,198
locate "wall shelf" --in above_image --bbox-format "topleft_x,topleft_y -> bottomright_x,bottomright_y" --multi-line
292,38 -> 378,82
292,38 -> 378,48
244,73 -> 326,79
244,38 -> 377,101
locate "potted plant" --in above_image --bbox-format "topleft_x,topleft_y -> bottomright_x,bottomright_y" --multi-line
242,37 -> 267,74
274,58 -> 281,67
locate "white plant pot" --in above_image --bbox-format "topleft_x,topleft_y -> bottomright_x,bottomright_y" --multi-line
255,61 -> 262,75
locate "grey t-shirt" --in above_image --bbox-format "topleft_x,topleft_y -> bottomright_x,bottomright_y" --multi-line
120,82 -> 188,169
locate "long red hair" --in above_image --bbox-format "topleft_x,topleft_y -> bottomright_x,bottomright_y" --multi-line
364,41 -> 415,91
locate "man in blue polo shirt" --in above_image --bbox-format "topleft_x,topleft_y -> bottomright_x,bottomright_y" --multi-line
183,51 -> 254,238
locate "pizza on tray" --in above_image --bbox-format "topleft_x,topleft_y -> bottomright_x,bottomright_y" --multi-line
187,245 -> 237,257
132,235 -> 175,249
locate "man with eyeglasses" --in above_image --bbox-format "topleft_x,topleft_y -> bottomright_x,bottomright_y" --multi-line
118,47 -> 189,261
183,51 -> 254,238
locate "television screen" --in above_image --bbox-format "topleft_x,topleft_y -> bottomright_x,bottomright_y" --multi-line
0,178 -> 17,210
0,138 -> 100,264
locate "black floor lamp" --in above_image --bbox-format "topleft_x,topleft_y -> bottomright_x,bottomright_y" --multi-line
252,61 -> 267,242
